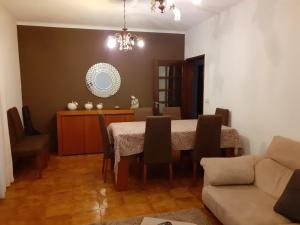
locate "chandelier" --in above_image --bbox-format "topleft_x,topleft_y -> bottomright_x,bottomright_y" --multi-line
151,0 -> 203,21
106,0 -> 144,51
151,0 -> 180,21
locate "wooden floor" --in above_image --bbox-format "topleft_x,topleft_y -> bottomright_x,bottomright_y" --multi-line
0,154 -> 221,225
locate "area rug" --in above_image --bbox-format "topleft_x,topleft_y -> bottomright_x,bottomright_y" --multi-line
92,208 -> 212,225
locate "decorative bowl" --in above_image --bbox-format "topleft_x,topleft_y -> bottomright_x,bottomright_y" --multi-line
84,102 -> 93,110
96,103 -> 103,110
67,102 -> 77,110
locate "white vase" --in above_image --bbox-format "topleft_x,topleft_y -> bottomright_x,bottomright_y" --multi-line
84,103 -> 93,110
96,103 -> 103,110
67,102 -> 77,110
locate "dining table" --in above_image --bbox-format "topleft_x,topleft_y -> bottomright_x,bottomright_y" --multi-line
107,119 -> 241,191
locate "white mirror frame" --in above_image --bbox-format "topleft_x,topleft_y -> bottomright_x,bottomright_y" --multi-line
86,63 -> 121,98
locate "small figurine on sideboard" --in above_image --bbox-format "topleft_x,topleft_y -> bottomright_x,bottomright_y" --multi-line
130,96 -> 139,109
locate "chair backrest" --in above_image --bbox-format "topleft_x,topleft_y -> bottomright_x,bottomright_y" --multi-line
98,114 -> 111,158
143,116 -> 172,164
215,108 -> 230,126
163,107 -> 181,120
22,106 -> 41,135
193,115 -> 222,161
7,107 -> 25,146
134,107 -> 153,121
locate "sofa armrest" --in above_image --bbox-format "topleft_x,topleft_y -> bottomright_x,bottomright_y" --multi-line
203,171 -> 211,187
200,155 -> 255,186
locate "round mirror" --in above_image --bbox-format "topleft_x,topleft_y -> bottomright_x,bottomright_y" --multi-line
86,63 -> 121,98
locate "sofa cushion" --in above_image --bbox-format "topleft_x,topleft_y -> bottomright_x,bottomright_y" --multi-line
200,156 -> 255,186
266,136 -> 300,170
13,135 -> 49,157
274,170 -> 300,223
255,158 -> 293,199
202,185 -> 291,225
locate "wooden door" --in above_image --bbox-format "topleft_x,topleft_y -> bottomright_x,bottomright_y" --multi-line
181,61 -> 194,119
153,60 -> 183,114
84,115 -> 103,154
61,116 -> 84,155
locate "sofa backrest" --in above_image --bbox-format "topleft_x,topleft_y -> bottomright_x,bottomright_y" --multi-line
266,136 -> 300,170
255,136 -> 300,199
255,158 -> 293,199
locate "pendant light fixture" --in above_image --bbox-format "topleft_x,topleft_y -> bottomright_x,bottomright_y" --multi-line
151,0 -> 181,21
151,0 -> 203,21
106,0 -> 145,51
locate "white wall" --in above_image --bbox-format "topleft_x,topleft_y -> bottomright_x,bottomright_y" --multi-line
185,0 -> 300,154
0,3 -> 22,198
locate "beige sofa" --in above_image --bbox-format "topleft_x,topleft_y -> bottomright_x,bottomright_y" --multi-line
200,136 -> 300,225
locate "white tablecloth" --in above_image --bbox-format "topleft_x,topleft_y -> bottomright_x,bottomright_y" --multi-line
107,119 -> 241,180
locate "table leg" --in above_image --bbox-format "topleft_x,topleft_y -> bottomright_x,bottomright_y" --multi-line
115,156 -> 129,191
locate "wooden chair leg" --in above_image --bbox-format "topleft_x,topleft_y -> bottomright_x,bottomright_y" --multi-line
143,164 -> 147,188
110,156 -> 115,171
169,163 -> 173,185
42,150 -> 49,169
103,159 -> 108,183
102,158 -> 106,175
35,153 -> 43,179
192,161 -> 197,184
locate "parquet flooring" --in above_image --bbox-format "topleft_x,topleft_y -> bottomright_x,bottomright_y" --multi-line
0,154 -> 221,225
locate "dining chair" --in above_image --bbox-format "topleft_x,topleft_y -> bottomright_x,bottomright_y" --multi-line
163,107 -> 181,120
134,107 -> 153,121
192,115 -> 222,182
22,106 -> 41,136
7,107 -> 49,178
215,108 -> 230,126
98,114 -> 114,183
143,116 -> 173,186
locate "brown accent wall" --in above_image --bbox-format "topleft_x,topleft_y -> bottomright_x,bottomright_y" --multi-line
17,26 -> 184,150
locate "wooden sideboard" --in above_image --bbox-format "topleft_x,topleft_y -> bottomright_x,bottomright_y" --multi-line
57,109 -> 134,156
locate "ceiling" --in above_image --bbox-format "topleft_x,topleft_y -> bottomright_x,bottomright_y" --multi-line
1,0 -> 242,33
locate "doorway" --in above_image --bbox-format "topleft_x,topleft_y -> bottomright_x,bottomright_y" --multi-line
153,55 -> 205,119
181,55 -> 205,119
192,57 -> 205,118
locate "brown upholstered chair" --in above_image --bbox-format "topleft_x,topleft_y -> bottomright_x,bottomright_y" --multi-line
98,114 -> 114,183
134,107 -> 153,121
7,107 -> 49,178
192,115 -> 222,181
143,116 -> 173,186
22,106 -> 41,136
163,107 -> 181,120
215,108 -> 230,126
